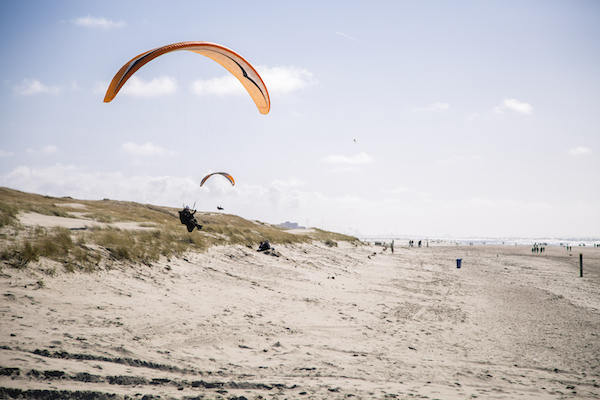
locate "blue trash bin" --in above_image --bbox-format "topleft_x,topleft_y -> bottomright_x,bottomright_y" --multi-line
456,258 -> 462,268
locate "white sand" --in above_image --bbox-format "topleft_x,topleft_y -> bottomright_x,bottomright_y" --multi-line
17,212 -> 156,231
18,212 -> 104,230
1,243 -> 599,399
285,228 -> 316,235
55,203 -> 88,209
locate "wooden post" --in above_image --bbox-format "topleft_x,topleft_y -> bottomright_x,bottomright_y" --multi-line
580,253 -> 583,277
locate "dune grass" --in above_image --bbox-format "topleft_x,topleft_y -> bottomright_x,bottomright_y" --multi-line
0,201 -> 18,227
1,227 -> 75,268
0,187 -> 359,272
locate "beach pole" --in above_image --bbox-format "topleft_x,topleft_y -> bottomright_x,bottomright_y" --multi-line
580,253 -> 583,277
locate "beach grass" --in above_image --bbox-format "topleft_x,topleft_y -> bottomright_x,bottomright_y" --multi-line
0,201 -> 18,227
0,187 -> 358,271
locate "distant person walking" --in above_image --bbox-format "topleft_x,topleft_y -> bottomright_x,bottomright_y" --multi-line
418,240 -> 422,248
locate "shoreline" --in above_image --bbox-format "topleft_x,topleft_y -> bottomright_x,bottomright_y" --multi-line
361,236 -> 600,247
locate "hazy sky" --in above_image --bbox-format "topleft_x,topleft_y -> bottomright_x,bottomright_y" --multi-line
1,1 -> 598,237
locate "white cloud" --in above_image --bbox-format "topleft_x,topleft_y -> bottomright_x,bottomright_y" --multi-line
335,31 -> 357,41
568,146 -> 591,156
260,66 -> 316,94
0,150 -> 14,157
191,66 -> 316,97
494,98 -> 533,115
0,165 -> 334,234
384,186 -> 432,203
191,75 -> 243,96
0,165 -> 313,217
14,79 -> 60,95
121,76 -> 177,97
70,81 -> 81,91
322,152 -> 373,165
468,197 -> 552,210
387,186 -> 413,194
72,16 -> 125,29
0,164 -> 462,233
412,102 -> 449,113
26,145 -> 58,155
0,165 -> 199,206
2,164 -> 596,237
435,154 -> 482,166
42,145 -> 58,154
271,178 -> 305,189
466,112 -> 480,122
121,142 -> 175,157
93,81 -> 107,95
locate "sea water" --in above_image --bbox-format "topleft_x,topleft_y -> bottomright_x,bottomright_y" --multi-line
359,235 -> 600,247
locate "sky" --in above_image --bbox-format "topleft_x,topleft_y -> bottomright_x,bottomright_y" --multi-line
1,1 -> 599,238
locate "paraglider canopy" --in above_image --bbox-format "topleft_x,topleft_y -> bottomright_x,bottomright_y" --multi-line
200,172 -> 235,187
104,41 -> 270,114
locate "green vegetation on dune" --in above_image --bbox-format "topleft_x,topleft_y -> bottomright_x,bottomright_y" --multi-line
0,187 -> 359,272
1,227 -> 76,269
0,201 -> 18,227
0,188 -> 71,220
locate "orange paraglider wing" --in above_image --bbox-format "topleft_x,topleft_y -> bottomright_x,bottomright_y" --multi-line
200,172 -> 235,187
104,41 -> 270,114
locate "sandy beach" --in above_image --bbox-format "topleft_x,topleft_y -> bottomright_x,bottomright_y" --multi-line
3,1 -> 599,399
1,241 -> 599,399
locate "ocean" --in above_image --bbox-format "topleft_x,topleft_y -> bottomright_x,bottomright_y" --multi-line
359,236 -> 600,247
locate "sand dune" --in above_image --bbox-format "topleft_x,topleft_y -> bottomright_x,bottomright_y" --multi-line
1,243 -> 599,399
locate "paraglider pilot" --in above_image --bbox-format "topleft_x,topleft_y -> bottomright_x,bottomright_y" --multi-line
179,206 -> 203,233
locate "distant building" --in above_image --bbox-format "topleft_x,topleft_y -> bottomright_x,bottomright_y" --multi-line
277,221 -> 306,229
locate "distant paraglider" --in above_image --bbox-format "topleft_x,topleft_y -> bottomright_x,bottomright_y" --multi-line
104,41 -> 270,114
200,172 -> 235,187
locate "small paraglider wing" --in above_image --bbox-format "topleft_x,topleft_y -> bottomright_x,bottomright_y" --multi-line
104,41 -> 270,114
200,172 -> 235,187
